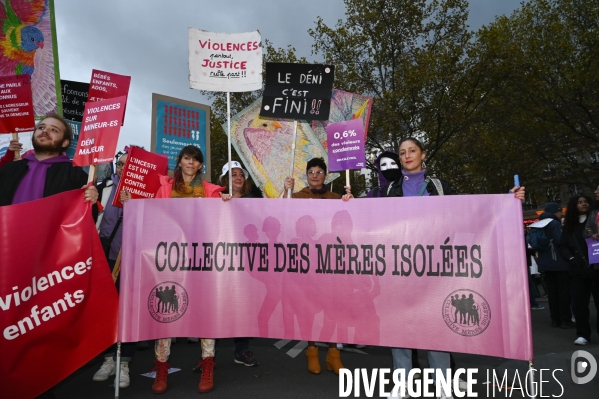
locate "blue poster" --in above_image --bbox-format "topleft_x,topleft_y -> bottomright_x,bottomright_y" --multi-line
65,120 -> 81,160
155,100 -> 208,172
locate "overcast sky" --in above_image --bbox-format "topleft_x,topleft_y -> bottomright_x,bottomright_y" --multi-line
53,0 -> 524,153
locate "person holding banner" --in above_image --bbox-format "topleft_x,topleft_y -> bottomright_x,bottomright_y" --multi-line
0,114 -> 98,206
92,148 -> 135,388
219,161 -> 262,366
283,157 -> 352,376
219,160 -> 263,200
121,145 -> 224,394
376,137 -> 525,399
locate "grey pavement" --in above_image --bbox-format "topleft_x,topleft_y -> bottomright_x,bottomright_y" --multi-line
50,297 -> 598,398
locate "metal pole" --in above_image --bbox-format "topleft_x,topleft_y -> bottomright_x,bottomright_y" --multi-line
227,92 -> 232,194
288,120 -> 298,198
528,359 -> 537,399
114,342 -> 122,399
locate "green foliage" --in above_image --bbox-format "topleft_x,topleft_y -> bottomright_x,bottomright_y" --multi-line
441,0 -> 599,198
309,0 -> 483,183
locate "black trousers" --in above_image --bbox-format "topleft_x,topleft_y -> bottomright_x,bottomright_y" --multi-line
544,271 -> 571,325
571,270 -> 599,341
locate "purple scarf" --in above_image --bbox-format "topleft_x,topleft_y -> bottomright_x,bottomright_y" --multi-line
12,153 -> 72,205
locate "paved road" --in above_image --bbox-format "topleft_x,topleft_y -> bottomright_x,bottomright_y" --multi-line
51,298 -> 598,398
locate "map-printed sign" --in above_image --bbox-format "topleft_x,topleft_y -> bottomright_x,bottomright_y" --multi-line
260,63 -> 334,121
0,75 -> 35,133
188,29 -> 262,92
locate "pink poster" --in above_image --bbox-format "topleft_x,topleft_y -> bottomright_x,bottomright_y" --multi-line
72,95 -> 126,166
119,195 -> 533,361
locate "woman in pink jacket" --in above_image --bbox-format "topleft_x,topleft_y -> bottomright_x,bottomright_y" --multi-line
121,145 -> 223,394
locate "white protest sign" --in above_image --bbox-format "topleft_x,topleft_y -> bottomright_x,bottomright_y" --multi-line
188,29 -> 262,92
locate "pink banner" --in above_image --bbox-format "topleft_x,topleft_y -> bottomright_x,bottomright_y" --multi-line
119,195 -> 533,361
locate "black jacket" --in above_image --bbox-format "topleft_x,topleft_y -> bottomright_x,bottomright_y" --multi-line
380,174 -> 457,197
560,218 -> 594,277
0,158 -> 89,206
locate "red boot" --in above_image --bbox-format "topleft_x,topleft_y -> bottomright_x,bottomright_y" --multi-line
151,360 -> 170,394
197,356 -> 216,393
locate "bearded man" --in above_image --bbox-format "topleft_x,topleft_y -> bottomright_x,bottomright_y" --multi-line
0,114 -> 98,206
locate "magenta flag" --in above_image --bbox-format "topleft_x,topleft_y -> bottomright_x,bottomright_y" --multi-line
119,195 -> 533,361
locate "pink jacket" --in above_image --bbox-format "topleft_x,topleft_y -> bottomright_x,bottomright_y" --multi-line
155,175 -> 224,198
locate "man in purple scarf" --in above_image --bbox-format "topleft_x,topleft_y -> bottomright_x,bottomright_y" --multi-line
0,114 -> 98,206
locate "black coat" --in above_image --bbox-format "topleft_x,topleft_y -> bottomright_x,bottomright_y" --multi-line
380,174 -> 457,197
0,159 -> 89,206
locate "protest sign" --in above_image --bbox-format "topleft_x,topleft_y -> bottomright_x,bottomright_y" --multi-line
312,89 -> 373,150
111,146 -> 168,207
119,194 -> 532,361
226,97 -> 338,198
0,74 -> 35,133
1,190 -> 119,399
188,29 -> 262,92
151,93 -> 211,175
87,69 -> 131,102
61,80 -> 89,123
586,238 -> 599,264
0,0 -> 62,117
260,63 -> 335,121
87,69 -> 130,125
327,119 -> 366,172
72,95 -> 126,166
64,120 -> 81,160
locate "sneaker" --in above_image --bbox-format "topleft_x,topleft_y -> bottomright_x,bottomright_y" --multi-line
92,357 -> 116,381
438,394 -> 454,399
118,362 -> 130,389
531,305 -> 544,310
574,337 -> 589,346
234,351 -> 259,367
198,356 -> 216,393
572,316 -> 576,323
458,377 -> 468,390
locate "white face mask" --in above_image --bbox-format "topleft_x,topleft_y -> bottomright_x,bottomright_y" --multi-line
379,157 -> 399,171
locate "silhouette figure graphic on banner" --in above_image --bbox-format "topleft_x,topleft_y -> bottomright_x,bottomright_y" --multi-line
155,284 -> 180,314
283,215 -> 321,339
317,210 -> 381,345
451,293 -> 480,326
255,217 -> 284,337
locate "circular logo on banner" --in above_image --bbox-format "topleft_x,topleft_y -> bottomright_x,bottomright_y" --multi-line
148,281 -> 189,323
442,289 -> 491,336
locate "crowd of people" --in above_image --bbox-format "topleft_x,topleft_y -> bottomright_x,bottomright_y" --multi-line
525,191 -> 599,348
2,115 -> 597,399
